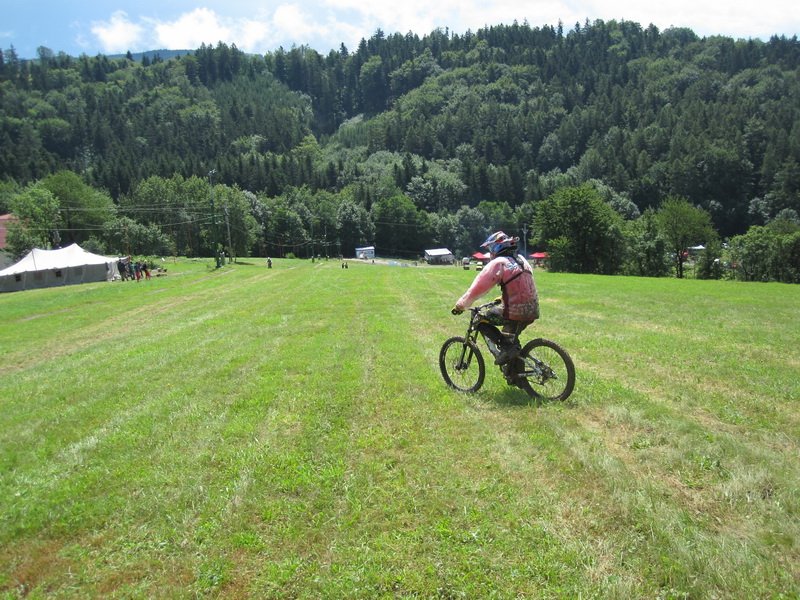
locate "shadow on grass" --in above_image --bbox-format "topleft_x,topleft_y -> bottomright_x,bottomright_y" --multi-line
492,387 -> 578,409
493,387 -> 542,407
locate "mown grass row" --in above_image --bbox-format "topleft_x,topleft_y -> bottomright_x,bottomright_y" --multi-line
1,258 -> 798,598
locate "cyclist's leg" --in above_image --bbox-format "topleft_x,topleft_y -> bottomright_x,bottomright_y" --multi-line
495,320 -> 521,364
478,306 -> 506,346
484,305 -> 506,326
502,319 -> 533,341
495,319 -> 535,364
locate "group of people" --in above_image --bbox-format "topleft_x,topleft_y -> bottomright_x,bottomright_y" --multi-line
117,257 -> 152,282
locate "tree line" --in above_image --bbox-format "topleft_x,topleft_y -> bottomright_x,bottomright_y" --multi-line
1,20 -> 798,281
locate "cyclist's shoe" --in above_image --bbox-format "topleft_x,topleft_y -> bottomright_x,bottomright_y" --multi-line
494,348 -> 518,365
494,333 -> 520,365
494,344 -> 519,365
501,363 -> 517,384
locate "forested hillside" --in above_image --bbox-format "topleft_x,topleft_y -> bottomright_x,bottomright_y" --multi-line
1,20 -> 799,280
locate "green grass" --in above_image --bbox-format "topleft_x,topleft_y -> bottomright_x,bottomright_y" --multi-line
1,258 -> 798,598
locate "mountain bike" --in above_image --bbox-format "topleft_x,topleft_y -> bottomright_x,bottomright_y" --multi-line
439,300 -> 575,400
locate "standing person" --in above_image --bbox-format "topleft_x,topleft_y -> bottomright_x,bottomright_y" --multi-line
452,231 -> 539,364
118,258 -> 128,281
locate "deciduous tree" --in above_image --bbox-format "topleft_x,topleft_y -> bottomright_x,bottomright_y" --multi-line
655,196 -> 716,278
533,184 -> 625,274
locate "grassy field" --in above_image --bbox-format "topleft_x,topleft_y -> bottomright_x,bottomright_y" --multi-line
1,258 -> 798,599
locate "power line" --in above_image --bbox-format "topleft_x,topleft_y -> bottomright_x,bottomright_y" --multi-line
14,217 -> 214,233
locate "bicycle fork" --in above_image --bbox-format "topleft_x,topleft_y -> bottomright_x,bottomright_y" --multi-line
455,329 -> 480,371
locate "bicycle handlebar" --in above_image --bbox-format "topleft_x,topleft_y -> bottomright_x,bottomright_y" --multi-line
452,298 -> 501,316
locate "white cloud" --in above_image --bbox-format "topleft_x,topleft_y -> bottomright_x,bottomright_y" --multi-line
610,0 -> 797,39
321,20 -> 365,51
237,19 -> 273,51
85,0 -> 798,57
91,11 -> 145,53
322,0 -> 571,35
88,6 -> 324,55
151,8 -> 233,50
321,0 -> 443,36
270,3 -> 373,51
273,4 -> 311,36
322,0 -> 797,41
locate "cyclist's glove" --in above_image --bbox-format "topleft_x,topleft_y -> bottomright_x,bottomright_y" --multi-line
451,305 -> 464,315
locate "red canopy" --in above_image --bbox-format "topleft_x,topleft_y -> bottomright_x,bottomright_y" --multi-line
530,252 -> 549,259
471,252 -> 490,261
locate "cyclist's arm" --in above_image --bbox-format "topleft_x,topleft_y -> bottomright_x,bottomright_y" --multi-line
454,259 -> 503,310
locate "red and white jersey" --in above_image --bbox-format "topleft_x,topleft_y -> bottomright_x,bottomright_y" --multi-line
457,255 -> 539,322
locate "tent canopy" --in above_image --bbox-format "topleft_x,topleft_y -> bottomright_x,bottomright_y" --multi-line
0,243 -> 115,276
0,243 -> 119,292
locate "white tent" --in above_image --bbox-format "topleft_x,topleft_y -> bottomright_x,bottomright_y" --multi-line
0,243 -> 119,293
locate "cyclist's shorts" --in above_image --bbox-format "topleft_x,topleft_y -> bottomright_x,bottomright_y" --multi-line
480,306 -> 506,326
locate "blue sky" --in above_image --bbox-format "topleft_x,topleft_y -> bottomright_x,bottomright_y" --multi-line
3,0 -> 798,59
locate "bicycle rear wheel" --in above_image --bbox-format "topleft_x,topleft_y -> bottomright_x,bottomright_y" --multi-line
518,338 -> 575,401
439,336 -> 485,393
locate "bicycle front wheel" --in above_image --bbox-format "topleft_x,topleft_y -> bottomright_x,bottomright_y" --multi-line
519,338 -> 575,401
439,336 -> 485,393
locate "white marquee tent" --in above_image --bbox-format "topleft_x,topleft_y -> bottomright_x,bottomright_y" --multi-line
0,243 -> 120,293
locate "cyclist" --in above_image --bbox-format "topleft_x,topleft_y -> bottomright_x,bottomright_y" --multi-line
452,231 -> 539,365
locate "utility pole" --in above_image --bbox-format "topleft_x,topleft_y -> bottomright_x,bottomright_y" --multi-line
209,170 -> 221,268
522,224 -> 528,257
224,202 -> 233,264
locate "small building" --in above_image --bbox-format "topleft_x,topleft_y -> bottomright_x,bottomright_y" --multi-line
424,248 -> 455,265
355,246 -> 375,259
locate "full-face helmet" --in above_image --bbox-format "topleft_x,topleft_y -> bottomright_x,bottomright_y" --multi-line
481,231 -> 517,256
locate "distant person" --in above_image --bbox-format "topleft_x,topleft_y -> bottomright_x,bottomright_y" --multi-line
118,259 -> 128,281
267,257 -> 272,269
452,231 -> 539,365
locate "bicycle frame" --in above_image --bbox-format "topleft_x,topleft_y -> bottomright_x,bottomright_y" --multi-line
464,301 -> 507,361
